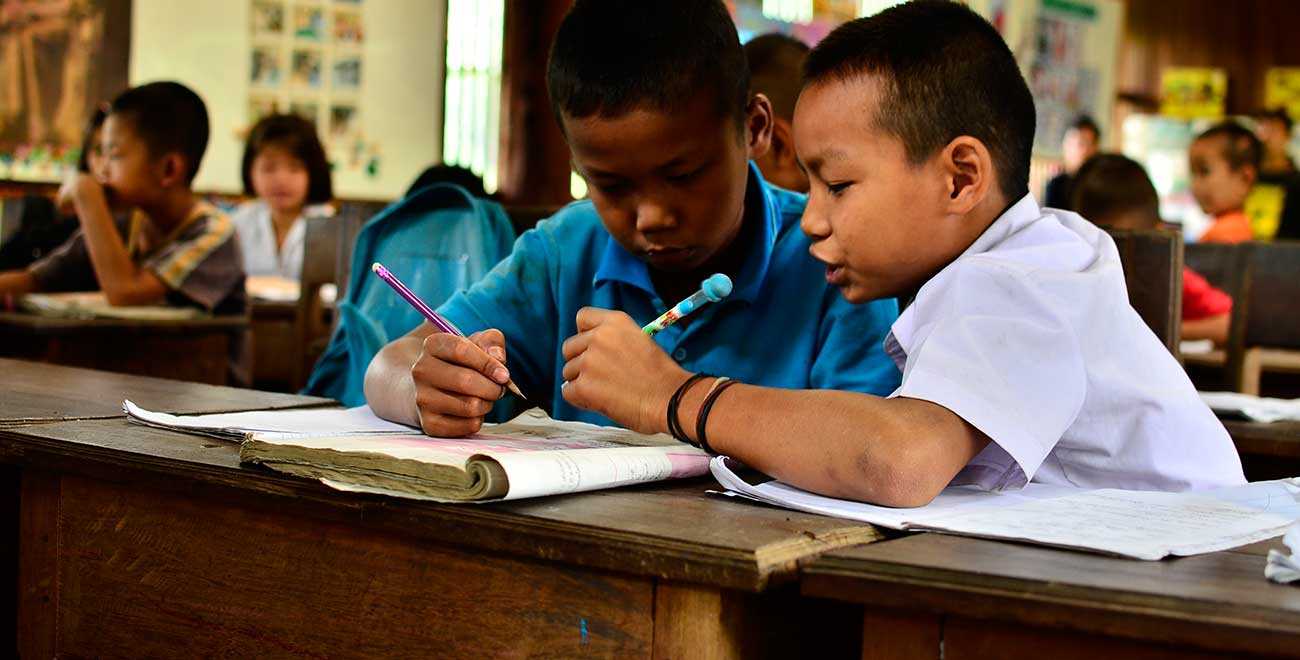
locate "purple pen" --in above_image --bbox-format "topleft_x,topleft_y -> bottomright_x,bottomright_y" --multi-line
372,262 -> 526,400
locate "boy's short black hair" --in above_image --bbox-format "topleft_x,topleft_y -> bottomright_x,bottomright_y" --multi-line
75,104 -> 108,174
1069,114 -> 1100,138
241,113 -> 333,204
547,0 -> 750,133
744,33 -> 810,121
803,0 -> 1035,201
108,81 -> 209,184
1253,107 -> 1293,133
1070,153 -> 1159,229
1196,121 -> 1262,173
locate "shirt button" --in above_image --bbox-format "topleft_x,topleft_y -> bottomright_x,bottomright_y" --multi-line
673,348 -> 688,361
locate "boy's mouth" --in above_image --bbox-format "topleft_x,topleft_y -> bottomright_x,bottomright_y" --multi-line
824,264 -> 848,286
643,246 -> 695,268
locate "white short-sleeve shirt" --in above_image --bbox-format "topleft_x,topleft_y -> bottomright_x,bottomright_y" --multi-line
887,194 -> 1245,492
230,200 -> 333,280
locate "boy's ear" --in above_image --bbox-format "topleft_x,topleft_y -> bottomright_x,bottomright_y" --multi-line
940,136 -> 995,215
744,93 -> 775,160
157,153 -> 189,188
769,118 -> 795,164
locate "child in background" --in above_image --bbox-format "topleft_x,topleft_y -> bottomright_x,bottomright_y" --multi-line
0,82 -> 248,380
1191,121 -> 1260,243
364,0 -> 900,436
744,33 -> 810,193
560,1 -> 1243,506
0,106 -> 108,271
232,114 -> 334,279
1071,153 -> 1233,345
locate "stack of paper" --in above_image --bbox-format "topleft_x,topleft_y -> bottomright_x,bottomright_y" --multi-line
1200,391 -> 1300,423
1267,524 -> 1300,584
711,458 -> 1300,560
124,400 -> 417,440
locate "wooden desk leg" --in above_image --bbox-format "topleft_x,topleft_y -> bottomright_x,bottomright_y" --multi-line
653,581 -> 743,659
1240,347 -> 1263,396
17,470 -> 59,660
1,465 -> 17,657
861,609 -> 941,660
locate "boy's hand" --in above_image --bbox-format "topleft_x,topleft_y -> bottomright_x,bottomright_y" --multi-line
56,173 -> 106,216
561,307 -> 688,435
410,328 -> 511,437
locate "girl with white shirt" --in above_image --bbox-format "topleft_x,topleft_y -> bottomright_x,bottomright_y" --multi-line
231,114 -> 333,279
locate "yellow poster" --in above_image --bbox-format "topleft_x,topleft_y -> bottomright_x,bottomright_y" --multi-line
1265,67 -> 1300,122
1160,68 -> 1227,120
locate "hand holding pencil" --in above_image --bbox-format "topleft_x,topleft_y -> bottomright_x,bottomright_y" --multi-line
372,262 -> 524,437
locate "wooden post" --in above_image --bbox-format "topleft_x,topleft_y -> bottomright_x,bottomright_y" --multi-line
497,0 -> 574,207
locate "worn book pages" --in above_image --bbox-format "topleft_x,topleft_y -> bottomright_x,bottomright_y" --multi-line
711,457 -> 1300,560
21,292 -> 205,320
124,400 -> 416,440
241,409 -> 711,502
1266,524 -> 1300,584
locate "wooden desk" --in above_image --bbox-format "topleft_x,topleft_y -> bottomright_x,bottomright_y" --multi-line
250,299 -> 299,391
0,311 -> 248,386
803,532 -> 1300,659
0,357 -> 333,427
1,415 -> 881,658
1222,419 -> 1300,481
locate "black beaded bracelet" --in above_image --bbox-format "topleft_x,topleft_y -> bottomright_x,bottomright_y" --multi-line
695,377 -> 740,456
666,372 -> 711,445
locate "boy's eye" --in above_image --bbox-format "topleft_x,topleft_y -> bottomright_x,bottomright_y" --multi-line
827,181 -> 852,196
592,180 -> 628,195
666,167 -> 701,184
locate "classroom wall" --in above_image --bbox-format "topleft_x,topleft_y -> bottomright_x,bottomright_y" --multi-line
1118,0 -> 1300,117
130,0 -> 446,200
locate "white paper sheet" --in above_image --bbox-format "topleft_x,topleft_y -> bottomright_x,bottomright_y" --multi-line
124,400 -> 418,438
1200,391 -> 1300,423
710,457 -> 1300,560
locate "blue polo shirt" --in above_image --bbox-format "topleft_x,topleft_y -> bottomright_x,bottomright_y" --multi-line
437,164 -> 901,426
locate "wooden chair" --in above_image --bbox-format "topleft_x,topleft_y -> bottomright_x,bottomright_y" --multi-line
1107,228 -> 1183,356
1182,242 -> 1247,373
1233,241 -> 1300,394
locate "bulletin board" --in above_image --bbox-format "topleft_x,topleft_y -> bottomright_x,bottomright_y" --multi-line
130,0 -> 446,200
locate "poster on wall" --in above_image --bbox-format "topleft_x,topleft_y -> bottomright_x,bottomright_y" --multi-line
247,0 -> 377,179
1025,0 -> 1099,155
1264,68 -> 1300,123
0,0 -> 132,182
1160,67 -> 1227,120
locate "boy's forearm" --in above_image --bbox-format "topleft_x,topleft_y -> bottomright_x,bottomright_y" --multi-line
1182,314 -> 1230,345
72,187 -> 161,305
676,385 -> 988,507
364,335 -> 424,426
0,270 -> 37,297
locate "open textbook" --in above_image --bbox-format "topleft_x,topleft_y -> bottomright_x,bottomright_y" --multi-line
1200,391 -> 1300,423
124,401 -> 710,502
712,458 -> 1300,560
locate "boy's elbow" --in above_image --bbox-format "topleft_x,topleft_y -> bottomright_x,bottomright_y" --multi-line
852,463 -> 946,508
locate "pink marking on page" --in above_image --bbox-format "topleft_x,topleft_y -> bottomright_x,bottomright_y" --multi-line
665,452 -> 711,478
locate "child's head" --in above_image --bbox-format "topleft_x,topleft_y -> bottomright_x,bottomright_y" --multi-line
1253,107 -> 1292,155
1062,115 -> 1100,173
1070,154 -> 1161,231
795,0 -> 1035,303
547,0 -> 770,274
745,32 -> 811,193
75,104 -> 108,179
242,114 -> 333,215
1189,121 -> 1259,217
103,81 -> 209,205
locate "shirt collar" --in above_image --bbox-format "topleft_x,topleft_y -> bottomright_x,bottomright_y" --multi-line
959,193 -> 1041,259
592,162 -> 780,305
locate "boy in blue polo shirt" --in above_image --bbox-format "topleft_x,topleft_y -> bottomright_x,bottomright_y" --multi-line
364,0 -> 899,436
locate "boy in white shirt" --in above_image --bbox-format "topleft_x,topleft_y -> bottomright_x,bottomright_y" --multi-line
555,0 -> 1245,506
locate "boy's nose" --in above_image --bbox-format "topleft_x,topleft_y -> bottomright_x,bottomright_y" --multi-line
800,197 -> 830,239
635,199 -> 676,233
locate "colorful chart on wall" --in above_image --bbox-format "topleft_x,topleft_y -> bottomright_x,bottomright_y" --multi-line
1160,67 -> 1228,121
0,0 -> 132,182
247,0 -> 376,182
1264,68 -> 1300,124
